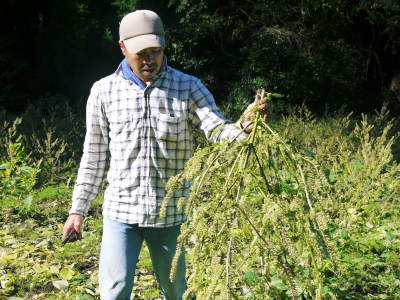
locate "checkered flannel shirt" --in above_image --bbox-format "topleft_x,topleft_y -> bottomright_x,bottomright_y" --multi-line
69,60 -> 248,227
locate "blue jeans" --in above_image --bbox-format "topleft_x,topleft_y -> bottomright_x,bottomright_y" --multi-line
99,218 -> 186,300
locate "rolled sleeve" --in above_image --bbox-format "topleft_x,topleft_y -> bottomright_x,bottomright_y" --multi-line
189,78 -> 248,143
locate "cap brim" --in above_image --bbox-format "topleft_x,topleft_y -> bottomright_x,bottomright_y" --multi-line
123,34 -> 165,54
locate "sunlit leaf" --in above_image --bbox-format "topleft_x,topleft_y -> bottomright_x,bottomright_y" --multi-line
0,163 -> 9,170
59,267 -> 75,280
52,279 -> 69,290
0,275 -> 15,288
270,275 -> 288,291
244,271 -> 259,286
33,264 -> 46,273
49,265 -> 60,274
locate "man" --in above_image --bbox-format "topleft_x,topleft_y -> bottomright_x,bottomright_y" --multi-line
63,10 -> 267,300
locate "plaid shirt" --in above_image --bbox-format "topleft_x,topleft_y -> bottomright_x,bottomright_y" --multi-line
69,59 -> 247,227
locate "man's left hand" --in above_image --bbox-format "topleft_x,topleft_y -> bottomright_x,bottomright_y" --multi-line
240,89 -> 270,133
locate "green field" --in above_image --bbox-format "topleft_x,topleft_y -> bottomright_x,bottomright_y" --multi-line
0,104 -> 399,299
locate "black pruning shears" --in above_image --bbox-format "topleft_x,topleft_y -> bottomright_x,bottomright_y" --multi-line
62,228 -> 82,244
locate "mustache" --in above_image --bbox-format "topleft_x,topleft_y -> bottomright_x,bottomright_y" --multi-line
141,64 -> 156,70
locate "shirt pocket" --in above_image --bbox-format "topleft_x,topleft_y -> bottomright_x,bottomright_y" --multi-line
151,113 -> 186,142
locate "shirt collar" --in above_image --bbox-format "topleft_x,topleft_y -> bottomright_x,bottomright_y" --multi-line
121,58 -> 146,89
119,57 -> 168,90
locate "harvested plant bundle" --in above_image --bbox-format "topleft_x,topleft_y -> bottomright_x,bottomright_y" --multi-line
161,92 -> 400,299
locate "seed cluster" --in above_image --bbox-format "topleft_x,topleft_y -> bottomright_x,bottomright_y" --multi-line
161,93 -> 400,299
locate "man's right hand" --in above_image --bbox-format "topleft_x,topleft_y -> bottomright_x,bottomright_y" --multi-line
63,213 -> 84,240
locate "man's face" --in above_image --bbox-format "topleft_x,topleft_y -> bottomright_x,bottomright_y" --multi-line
120,43 -> 164,83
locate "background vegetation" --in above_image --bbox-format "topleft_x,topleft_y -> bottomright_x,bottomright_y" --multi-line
1,0 -> 399,299
0,103 -> 398,299
1,0 -> 399,114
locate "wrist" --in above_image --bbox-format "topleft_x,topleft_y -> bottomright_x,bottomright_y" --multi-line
240,121 -> 252,134
69,213 -> 85,219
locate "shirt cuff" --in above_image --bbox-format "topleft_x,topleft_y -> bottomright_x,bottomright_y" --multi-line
69,199 -> 90,216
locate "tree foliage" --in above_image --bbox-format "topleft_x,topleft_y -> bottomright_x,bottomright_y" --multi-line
166,0 -> 400,114
0,0 -> 399,113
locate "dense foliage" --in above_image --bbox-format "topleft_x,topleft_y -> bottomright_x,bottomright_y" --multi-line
0,103 -> 165,299
1,0 -> 399,114
166,0 -> 400,114
0,100 -> 399,298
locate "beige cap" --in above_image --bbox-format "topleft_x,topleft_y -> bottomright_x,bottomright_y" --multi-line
119,10 -> 165,54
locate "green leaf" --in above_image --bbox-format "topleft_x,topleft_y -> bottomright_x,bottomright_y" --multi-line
270,275 -> 288,291
244,271 -> 259,286
350,159 -> 364,171
49,265 -> 60,274
24,195 -> 33,207
269,93 -> 285,99
302,148 -> 316,158
52,279 -> 69,290
341,230 -> 350,240
324,168 -> 338,185
33,264 -> 45,273
0,163 -> 9,170
0,275 -> 15,288
59,267 -> 75,280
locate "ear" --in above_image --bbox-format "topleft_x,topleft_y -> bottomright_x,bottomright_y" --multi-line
119,41 -> 126,55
